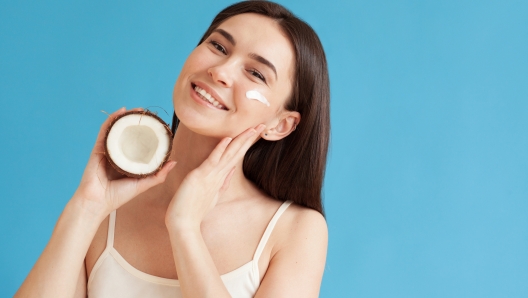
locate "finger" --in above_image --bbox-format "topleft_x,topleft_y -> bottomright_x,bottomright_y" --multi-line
92,107 -> 127,155
219,166 -> 236,193
221,124 -> 265,163
207,137 -> 233,165
134,161 -> 177,195
231,125 -> 265,162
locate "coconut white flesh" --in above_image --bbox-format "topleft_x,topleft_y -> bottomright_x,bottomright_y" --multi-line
106,114 -> 170,175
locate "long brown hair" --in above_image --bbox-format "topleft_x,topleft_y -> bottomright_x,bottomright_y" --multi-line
172,1 -> 330,215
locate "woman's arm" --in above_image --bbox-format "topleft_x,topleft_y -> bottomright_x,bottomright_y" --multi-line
15,108 -> 175,298
14,200 -> 103,298
254,208 -> 328,298
169,207 -> 328,298
168,224 -> 232,297
74,260 -> 88,298
165,125 -> 266,298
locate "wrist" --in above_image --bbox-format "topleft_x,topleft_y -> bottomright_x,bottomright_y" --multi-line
72,185 -> 113,211
165,217 -> 201,236
168,224 -> 202,249
66,195 -> 109,226
47,199 -> 107,251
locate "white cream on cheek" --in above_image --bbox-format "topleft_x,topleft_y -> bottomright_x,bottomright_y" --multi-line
246,90 -> 270,107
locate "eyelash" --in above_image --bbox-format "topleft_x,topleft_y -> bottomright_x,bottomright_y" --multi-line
208,40 -> 227,54
248,69 -> 266,82
207,39 -> 267,83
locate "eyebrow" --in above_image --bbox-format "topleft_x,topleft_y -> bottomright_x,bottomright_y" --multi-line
213,28 -> 278,80
213,29 -> 236,45
249,53 -> 277,80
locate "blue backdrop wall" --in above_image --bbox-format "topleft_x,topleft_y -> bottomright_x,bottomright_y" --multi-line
1,1 -> 527,297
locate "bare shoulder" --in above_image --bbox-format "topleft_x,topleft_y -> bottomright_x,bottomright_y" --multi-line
290,203 -> 327,232
256,203 -> 328,298
276,203 -> 328,250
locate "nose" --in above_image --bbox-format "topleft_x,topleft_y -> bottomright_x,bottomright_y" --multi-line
208,61 -> 234,88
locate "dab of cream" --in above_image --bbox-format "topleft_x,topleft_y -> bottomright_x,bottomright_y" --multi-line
246,90 -> 270,107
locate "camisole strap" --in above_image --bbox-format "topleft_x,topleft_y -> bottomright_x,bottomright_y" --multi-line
106,210 -> 116,249
252,200 -> 293,262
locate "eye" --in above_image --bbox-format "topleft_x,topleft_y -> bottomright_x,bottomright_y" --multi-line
248,68 -> 266,82
208,40 -> 227,54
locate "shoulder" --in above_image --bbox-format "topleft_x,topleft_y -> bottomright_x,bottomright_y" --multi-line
255,202 -> 327,297
289,203 -> 327,233
275,202 -> 328,254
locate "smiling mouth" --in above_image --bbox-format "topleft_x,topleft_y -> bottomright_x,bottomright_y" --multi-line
191,83 -> 228,110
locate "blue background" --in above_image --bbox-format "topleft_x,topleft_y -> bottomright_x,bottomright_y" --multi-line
1,0 -> 527,297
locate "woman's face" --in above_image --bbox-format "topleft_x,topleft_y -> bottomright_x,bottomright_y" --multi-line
172,13 -> 296,138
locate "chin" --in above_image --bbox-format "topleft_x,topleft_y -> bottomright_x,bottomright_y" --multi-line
172,107 -> 226,139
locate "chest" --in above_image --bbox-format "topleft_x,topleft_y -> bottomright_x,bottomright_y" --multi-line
86,203 -> 278,282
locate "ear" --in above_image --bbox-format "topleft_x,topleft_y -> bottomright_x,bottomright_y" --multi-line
261,111 -> 301,141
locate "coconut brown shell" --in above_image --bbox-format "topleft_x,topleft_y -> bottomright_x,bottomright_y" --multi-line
104,110 -> 173,178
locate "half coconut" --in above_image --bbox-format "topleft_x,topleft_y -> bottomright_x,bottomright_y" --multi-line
104,110 -> 173,178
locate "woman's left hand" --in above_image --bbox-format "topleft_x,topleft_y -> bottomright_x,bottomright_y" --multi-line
165,124 -> 266,230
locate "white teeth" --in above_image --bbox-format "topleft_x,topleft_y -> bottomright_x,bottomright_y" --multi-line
194,85 -> 225,110
198,89 -> 208,99
197,87 -> 213,102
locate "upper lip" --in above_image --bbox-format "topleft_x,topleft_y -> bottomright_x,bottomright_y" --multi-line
192,81 -> 229,110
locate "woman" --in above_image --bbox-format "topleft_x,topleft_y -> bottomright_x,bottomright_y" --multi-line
15,1 -> 329,297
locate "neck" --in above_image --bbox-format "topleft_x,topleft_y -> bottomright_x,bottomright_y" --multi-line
170,123 -> 222,175
147,123 -> 257,208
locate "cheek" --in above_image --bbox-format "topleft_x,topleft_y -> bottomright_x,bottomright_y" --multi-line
178,47 -> 216,79
173,48 -> 210,98
245,90 -> 270,107
180,52 -> 204,77
235,95 -> 278,127
238,87 -> 284,116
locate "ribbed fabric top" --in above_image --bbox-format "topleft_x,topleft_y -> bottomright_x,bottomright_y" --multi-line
87,200 -> 293,298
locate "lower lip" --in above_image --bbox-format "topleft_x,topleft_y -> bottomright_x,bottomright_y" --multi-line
189,84 -> 226,111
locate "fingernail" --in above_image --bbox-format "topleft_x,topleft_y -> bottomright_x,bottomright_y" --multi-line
225,137 -> 233,143
257,124 -> 266,132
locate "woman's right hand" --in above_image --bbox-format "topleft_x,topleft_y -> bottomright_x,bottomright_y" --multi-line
72,107 -> 176,219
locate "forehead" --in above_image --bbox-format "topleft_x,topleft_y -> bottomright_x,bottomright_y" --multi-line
216,13 -> 295,81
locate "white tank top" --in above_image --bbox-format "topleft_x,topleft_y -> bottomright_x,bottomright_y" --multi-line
87,200 -> 293,298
